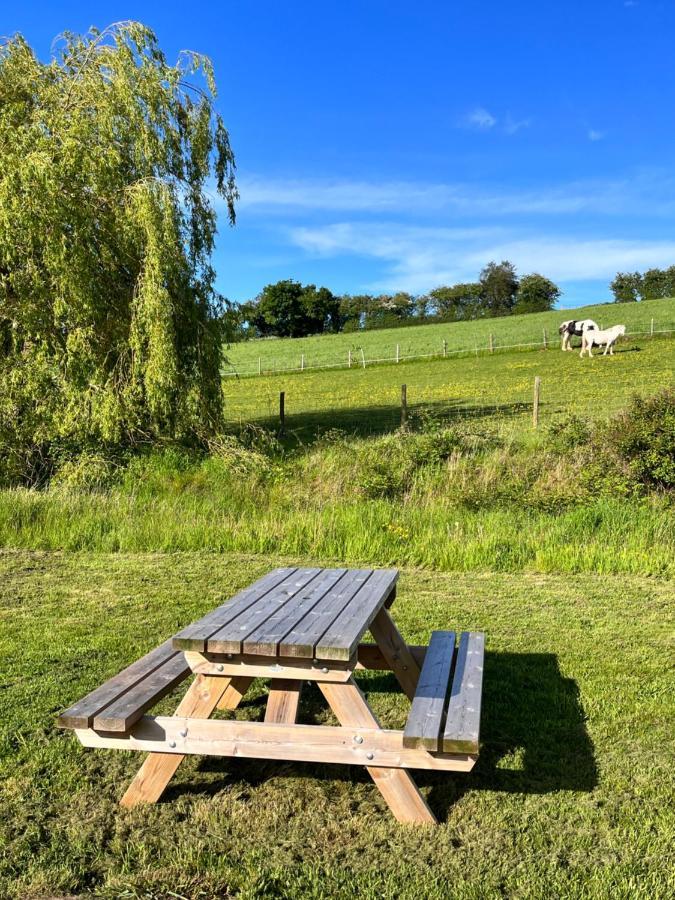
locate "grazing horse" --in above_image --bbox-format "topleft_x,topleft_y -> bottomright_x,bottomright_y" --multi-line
580,324 -> 626,358
559,319 -> 599,351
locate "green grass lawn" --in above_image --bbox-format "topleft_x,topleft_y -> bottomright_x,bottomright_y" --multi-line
1,551 -> 673,899
224,297 -> 675,376
223,331 -> 675,438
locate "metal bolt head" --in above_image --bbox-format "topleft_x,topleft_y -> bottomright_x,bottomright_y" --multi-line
354,735 -> 364,744
226,653 -> 233,659
366,752 -> 374,760
168,740 -> 176,749
180,728 -> 188,738
321,667 -> 329,674
217,664 -> 224,672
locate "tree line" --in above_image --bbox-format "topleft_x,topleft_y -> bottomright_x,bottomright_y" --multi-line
610,267 -> 675,303
229,262 -> 562,340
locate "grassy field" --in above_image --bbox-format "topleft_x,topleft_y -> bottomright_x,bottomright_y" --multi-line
1,550 -> 673,899
223,330 -> 675,438
224,297 -> 675,376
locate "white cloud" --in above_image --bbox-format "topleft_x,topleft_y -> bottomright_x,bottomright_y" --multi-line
588,129 -> 605,141
288,221 -> 675,293
235,170 -> 675,218
464,107 -> 497,130
504,115 -> 531,135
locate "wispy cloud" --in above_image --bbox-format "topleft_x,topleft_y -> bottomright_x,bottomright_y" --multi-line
288,221 -> 675,293
588,129 -> 605,141
504,114 -> 531,135
463,107 -> 497,130
236,170 -> 675,218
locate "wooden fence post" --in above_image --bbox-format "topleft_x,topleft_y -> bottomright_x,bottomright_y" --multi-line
489,333 -> 494,353
348,349 -> 352,368
533,377 -> 541,428
361,348 -> 366,369
401,384 -> 408,431
258,357 -> 262,375
542,328 -> 548,349
279,391 -> 285,435
651,318 -> 654,337
396,343 -> 400,363
300,354 -> 304,371
442,339 -> 447,358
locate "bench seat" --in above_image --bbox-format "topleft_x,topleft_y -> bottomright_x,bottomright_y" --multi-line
57,639 -> 191,733
403,630 -> 485,753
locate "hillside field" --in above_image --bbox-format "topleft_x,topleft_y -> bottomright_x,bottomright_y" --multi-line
223,329 -> 675,439
224,296 -> 675,376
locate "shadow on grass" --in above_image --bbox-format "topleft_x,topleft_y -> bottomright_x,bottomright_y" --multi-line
165,651 -> 597,823
231,398 -> 532,447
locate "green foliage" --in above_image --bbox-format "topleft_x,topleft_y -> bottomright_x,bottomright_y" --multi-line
610,272 -> 641,302
601,388 -> 675,490
0,22 -> 237,484
427,282 -> 483,321
479,260 -> 519,317
248,279 -> 340,337
514,273 -> 561,314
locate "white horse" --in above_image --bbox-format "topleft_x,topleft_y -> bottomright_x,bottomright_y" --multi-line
580,324 -> 626,357
559,319 -> 599,351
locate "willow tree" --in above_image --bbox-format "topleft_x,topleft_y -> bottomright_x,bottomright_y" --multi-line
0,22 -> 237,483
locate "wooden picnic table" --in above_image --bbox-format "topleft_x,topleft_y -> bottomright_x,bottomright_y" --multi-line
58,567 -> 485,824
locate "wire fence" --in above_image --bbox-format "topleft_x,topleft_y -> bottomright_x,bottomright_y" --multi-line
223,319 -> 675,379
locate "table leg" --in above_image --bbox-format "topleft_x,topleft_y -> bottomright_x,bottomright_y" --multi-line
369,607 -> 421,701
120,673 -> 250,807
264,679 -> 303,723
319,679 -> 436,824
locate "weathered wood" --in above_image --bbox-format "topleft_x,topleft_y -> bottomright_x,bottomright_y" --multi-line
216,675 -> 253,710
403,631 -> 456,750
185,651 -> 353,682
442,631 -> 485,754
78,716 -> 477,772
368,607 -> 421,701
319,679 -> 437,824
172,568 -> 296,651
120,674 -> 251,807
93,653 -> 191,732
264,679 -> 303,723
206,568 -> 323,654
57,639 -> 183,729
243,568 -> 347,656
278,569 -> 372,658
315,569 -> 399,661
356,643 -> 426,670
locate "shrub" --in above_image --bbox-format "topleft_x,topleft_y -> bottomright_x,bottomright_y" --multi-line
598,389 -> 675,491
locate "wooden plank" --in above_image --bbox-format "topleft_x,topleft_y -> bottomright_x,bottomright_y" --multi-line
278,569 -> 373,658
403,631 -> 456,751
184,650 -> 353,682
264,679 -> 303,723
368,607 -> 421,701
77,716 -> 477,773
442,631 -> 485,754
356,643 -> 426,670
120,673 -> 251,807
319,679 -> 437,824
314,569 -> 399,661
217,676 -> 253,710
206,568 -> 324,654
243,568 -> 348,656
172,568 -> 296,651
93,654 -> 191,732
57,639 -> 182,729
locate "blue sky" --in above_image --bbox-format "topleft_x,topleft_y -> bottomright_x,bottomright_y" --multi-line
8,1 -> 675,308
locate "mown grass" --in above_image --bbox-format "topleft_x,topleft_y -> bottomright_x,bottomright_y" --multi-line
222,332 -> 675,439
1,551 -> 673,899
224,296 -> 675,376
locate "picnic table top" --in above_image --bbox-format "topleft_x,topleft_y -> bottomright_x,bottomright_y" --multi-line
172,566 -> 399,662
